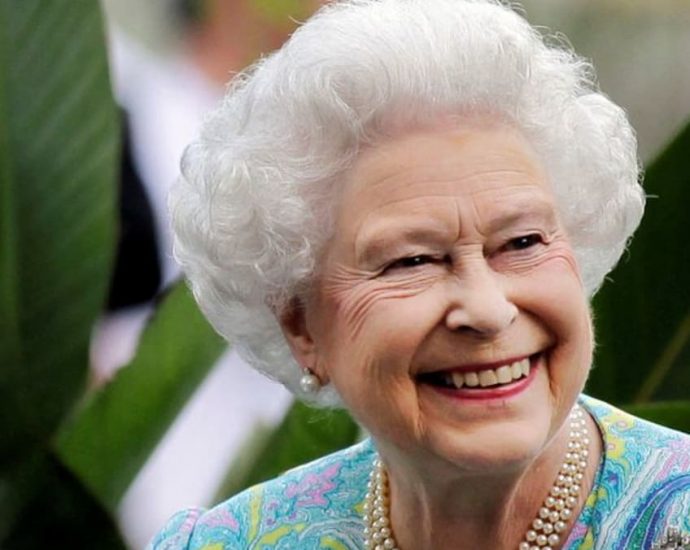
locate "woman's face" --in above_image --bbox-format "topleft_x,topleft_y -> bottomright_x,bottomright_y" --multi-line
282,123 -> 593,474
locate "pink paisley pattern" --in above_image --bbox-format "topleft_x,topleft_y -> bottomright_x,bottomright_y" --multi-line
284,463 -> 342,507
198,507 -> 240,532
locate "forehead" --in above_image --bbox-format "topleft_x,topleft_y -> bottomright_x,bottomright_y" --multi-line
335,124 -> 555,234
351,124 -> 546,194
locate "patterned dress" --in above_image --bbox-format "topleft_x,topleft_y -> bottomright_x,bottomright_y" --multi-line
149,395 -> 690,549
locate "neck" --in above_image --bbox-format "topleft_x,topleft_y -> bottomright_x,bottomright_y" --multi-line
382,412 -> 601,550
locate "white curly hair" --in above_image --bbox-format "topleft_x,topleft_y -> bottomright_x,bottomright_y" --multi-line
170,0 -> 644,406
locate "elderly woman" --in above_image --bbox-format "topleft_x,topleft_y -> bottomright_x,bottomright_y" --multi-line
151,1 -> 690,548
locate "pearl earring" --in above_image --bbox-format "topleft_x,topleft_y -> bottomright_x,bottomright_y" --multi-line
299,368 -> 321,393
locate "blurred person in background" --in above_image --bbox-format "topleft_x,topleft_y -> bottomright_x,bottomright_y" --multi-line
96,1 -> 321,546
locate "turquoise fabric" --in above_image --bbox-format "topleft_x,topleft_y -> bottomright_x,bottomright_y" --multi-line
149,395 -> 690,549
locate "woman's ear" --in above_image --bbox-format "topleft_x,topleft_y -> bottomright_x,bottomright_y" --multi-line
278,297 -> 325,380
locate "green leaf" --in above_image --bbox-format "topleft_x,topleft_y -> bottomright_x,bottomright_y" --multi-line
55,282 -> 226,512
622,401 -> 690,435
215,401 -> 360,501
1,451 -> 124,549
589,120 -> 690,404
0,0 -> 118,465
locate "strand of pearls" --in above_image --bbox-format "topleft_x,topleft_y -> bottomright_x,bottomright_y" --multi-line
363,405 -> 590,550
363,458 -> 398,550
518,405 -> 590,550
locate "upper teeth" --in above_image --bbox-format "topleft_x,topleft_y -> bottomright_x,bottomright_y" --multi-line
446,358 -> 530,389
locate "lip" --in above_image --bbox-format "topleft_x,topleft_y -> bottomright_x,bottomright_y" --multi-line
423,353 -> 541,401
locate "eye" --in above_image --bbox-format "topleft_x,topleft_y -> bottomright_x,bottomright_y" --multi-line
502,233 -> 544,252
384,254 -> 442,273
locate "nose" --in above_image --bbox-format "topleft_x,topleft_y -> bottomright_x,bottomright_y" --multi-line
444,264 -> 518,335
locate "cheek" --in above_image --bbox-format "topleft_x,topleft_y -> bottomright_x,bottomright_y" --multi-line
544,251 -> 590,334
318,288 -> 429,440
343,289 -> 446,362
317,282 -> 444,392
321,270 -> 440,347
516,244 -> 586,310
518,253 -> 593,382
512,248 -> 591,338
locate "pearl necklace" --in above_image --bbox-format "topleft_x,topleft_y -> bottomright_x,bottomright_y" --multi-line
363,405 -> 590,550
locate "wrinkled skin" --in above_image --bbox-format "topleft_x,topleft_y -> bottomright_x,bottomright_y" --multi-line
281,121 -> 599,548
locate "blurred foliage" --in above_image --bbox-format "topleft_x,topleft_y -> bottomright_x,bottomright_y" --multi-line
0,0 -> 689,547
589,119 -> 690,426
0,0 -> 123,546
0,2 -> 354,546
624,401 -> 690,434
0,0 -> 117,469
56,283 -> 226,512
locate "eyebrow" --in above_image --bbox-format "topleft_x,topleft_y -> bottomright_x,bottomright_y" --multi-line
355,222 -> 452,267
354,195 -> 560,266
483,198 -> 559,234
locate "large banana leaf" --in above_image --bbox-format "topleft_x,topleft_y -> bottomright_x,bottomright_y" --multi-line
0,0 -> 121,545
589,120 -> 690,406
56,282 -> 226,512
0,0 -> 118,466
2,452 -> 123,549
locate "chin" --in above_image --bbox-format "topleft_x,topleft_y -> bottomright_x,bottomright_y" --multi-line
424,417 -> 556,476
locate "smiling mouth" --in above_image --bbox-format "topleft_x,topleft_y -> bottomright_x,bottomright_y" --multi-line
418,354 -> 537,390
